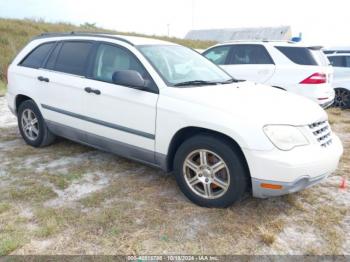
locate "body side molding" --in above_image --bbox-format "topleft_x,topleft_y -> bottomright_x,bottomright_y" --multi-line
41,104 -> 155,139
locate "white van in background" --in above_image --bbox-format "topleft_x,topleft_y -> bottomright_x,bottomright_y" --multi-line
203,41 -> 334,108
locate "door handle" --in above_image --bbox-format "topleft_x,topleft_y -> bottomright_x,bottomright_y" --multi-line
84,87 -> 101,95
84,87 -> 92,93
38,76 -> 49,82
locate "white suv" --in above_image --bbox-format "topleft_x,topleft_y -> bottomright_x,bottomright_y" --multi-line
203,41 -> 335,108
326,52 -> 350,108
6,33 -> 343,207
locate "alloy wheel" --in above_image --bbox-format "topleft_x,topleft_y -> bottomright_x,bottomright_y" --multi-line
334,89 -> 350,108
21,109 -> 39,141
183,149 -> 230,199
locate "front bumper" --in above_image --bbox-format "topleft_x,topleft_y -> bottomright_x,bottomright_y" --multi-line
243,134 -> 343,198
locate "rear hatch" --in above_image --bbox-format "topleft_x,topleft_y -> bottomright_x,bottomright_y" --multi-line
273,45 -> 333,85
309,46 -> 333,84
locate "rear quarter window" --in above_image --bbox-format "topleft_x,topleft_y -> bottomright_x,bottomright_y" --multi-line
20,42 -> 55,68
275,46 -> 318,66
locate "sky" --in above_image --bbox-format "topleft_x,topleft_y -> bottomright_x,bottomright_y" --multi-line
0,0 -> 348,47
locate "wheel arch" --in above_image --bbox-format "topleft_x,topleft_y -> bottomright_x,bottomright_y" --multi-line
15,94 -> 33,114
165,126 -> 251,184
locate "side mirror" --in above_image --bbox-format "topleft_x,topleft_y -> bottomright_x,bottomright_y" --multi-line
112,70 -> 146,90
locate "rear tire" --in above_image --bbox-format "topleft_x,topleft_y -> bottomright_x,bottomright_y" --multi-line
18,100 -> 56,147
333,88 -> 350,109
173,134 -> 248,208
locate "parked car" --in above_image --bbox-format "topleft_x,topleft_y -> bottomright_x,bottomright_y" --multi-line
6,33 -> 343,207
203,41 -> 335,108
326,53 -> 350,109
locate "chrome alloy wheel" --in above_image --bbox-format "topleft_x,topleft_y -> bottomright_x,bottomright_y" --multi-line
183,149 -> 230,199
21,109 -> 39,141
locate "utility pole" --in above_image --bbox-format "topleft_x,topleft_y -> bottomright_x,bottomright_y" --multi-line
167,24 -> 170,37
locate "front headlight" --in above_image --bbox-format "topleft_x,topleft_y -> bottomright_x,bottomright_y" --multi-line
263,125 -> 309,151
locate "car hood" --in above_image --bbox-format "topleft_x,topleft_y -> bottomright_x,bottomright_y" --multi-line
161,81 -> 328,126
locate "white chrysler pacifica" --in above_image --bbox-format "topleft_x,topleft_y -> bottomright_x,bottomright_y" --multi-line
6,33 -> 343,207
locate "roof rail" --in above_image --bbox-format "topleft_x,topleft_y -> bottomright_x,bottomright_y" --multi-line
221,39 -> 295,44
34,32 -> 134,46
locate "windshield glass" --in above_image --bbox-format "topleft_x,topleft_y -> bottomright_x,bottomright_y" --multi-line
137,45 -> 233,86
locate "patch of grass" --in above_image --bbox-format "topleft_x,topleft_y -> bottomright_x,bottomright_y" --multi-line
284,195 -> 306,211
0,203 -> 11,214
312,205 -> 347,254
8,184 -> 57,203
34,207 -> 80,238
0,235 -> 24,255
79,183 -> 120,207
45,171 -> 85,190
0,127 -> 19,142
0,80 -> 6,96
326,108 -> 342,125
79,203 -> 136,237
258,227 -> 276,246
0,208 -> 29,255
343,125 -> 350,132
35,217 -> 59,238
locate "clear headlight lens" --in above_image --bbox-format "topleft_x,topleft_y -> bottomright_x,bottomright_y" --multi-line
263,125 -> 309,151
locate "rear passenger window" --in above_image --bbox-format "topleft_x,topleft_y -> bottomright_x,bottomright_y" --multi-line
54,42 -> 93,76
229,45 -> 274,64
344,56 -> 350,67
275,46 -> 317,66
20,42 -> 54,69
203,46 -> 230,65
328,56 -> 345,67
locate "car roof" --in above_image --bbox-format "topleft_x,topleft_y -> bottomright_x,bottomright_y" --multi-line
221,40 -> 295,45
34,32 -> 176,46
327,52 -> 350,56
207,40 -> 322,51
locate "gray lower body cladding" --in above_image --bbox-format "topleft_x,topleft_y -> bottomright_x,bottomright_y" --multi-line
45,120 -> 168,171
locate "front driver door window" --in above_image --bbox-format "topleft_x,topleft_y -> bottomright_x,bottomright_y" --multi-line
83,43 -> 158,155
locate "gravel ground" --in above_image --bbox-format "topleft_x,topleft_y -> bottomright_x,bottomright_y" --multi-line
0,97 -> 349,255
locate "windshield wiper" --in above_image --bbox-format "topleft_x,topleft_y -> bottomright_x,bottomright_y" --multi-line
173,80 -> 219,87
219,78 -> 246,84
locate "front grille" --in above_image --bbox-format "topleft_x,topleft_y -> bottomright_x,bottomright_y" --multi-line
308,121 -> 332,147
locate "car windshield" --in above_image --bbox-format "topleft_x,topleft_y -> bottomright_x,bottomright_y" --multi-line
137,45 -> 233,86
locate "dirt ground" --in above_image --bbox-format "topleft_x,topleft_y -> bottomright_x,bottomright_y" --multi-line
0,97 -> 349,255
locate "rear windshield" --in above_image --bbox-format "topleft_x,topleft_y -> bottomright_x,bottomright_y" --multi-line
275,46 -> 318,66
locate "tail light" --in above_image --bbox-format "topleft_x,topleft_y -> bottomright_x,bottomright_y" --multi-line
300,73 -> 327,84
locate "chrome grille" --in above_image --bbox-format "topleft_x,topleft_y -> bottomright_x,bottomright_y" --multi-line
308,121 -> 332,147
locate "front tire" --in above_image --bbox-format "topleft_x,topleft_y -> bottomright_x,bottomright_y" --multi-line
333,88 -> 350,109
18,100 -> 56,147
173,134 -> 248,208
